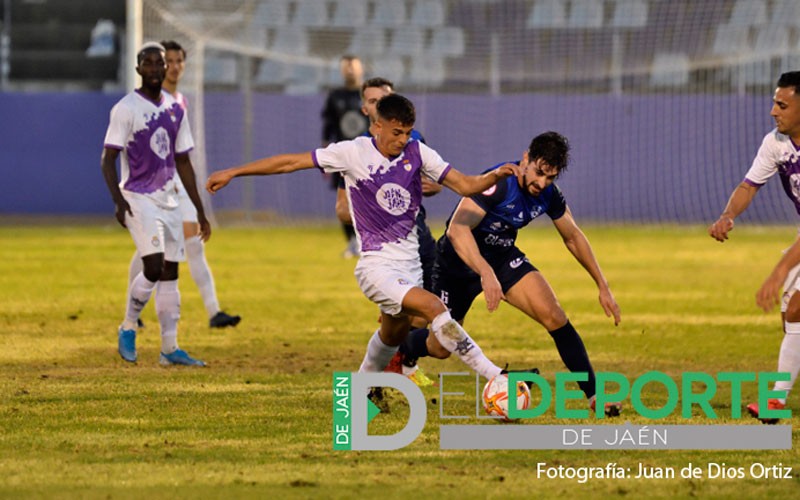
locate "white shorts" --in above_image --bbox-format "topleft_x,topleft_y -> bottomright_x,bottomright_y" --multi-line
176,181 -> 198,223
781,262 -> 800,313
124,192 -> 185,262
354,255 -> 423,316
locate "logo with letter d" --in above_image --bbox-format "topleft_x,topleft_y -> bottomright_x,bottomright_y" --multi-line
332,372 -> 426,450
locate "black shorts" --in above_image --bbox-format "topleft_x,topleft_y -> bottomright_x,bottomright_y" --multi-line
417,206 -> 436,292
431,246 -> 537,321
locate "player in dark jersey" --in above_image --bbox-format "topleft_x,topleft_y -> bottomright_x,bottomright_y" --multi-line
402,131 -> 623,415
322,55 -> 371,257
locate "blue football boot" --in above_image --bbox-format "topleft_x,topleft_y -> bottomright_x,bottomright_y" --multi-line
118,327 -> 137,363
159,349 -> 206,367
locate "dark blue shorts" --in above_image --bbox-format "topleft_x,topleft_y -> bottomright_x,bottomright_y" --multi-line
431,245 -> 537,321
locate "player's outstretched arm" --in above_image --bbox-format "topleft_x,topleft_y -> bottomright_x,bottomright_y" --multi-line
441,163 -> 520,197
206,152 -> 315,194
757,235 -> 800,312
553,207 -> 621,325
175,153 -> 211,242
447,198 -> 505,312
100,147 -> 131,228
709,182 -> 760,242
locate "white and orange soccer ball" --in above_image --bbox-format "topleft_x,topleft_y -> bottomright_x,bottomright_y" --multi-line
482,373 -> 531,421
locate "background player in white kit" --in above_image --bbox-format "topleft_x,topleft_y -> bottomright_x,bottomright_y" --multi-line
709,71 -> 800,423
207,94 -> 535,387
101,42 -> 210,366
125,40 -> 240,330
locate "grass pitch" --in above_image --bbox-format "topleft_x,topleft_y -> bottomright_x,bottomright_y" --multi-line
0,222 -> 798,499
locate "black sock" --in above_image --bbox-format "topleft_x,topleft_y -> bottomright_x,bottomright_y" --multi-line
548,321 -> 596,399
400,328 -> 430,360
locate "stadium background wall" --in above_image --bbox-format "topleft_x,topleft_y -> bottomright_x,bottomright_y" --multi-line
0,91 -> 792,224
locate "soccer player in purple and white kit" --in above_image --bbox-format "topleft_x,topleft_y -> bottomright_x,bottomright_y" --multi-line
709,71 -> 800,423
101,42 -> 210,366
125,40 -> 240,330
207,94 -> 534,386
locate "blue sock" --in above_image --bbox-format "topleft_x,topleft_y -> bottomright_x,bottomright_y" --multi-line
400,328 -> 430,360
548,321 -> 596,399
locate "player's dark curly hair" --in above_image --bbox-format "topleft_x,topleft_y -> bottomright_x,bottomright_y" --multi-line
528,131 -> 570,173
376,94 -> 415,126
777,72 -> 800,93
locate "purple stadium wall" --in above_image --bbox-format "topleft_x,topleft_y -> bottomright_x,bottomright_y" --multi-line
0,91 -> 793,224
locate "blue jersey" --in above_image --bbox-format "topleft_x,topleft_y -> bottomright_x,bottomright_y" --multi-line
437,162 -> 567,274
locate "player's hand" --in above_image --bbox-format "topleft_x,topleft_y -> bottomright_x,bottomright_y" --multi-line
206,170 -> 235,194
480,271 -> 505,312
421,175 -> 443,197
114,199 -> 132,228
756,272 -> 783,312
493,163 -> 522,180
708,216 -> 734,242
198,214 -> 212,242
599,287 -> 621,326
493,163 -> 521,179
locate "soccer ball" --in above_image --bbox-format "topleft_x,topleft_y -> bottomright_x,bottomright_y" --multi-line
482,373 -> 531,421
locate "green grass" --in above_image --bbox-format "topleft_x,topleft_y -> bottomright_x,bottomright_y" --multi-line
0,223 -> 798,499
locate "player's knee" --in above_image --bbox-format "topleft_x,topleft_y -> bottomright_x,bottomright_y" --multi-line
141,254 -> 164,282
539,308 -> 568,331
420,297 -> 448,323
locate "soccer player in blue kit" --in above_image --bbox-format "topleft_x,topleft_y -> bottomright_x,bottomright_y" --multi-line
401,131 -> 623,415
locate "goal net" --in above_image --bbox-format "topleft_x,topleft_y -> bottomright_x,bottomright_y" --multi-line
139,0 -> 800,225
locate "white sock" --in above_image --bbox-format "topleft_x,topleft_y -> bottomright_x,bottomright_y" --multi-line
431,311 -> 502,379
125,252 -> 144,323
185,235 -> 220,318
774,322 -> 800,404
358,329 -> 398,373
156,280 -> 181,354
128,251 -> 143,286
124,273 -> 156,329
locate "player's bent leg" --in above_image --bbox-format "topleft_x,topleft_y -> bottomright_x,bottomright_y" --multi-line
379,312 -> 412,346
183,221 -> 241,328
748,290 -> 800,422
401,287 -> 502,379
506,272 -> 605,409
358,314 -> 408,373
504,272 -> 567,330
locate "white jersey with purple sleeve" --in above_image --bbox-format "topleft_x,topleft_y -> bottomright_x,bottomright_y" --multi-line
103,89 -> 194,209
744,128 -> 800,215
313,136 -> 451,260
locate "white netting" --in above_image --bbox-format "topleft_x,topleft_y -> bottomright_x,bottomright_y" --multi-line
140,0 -> 800,224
